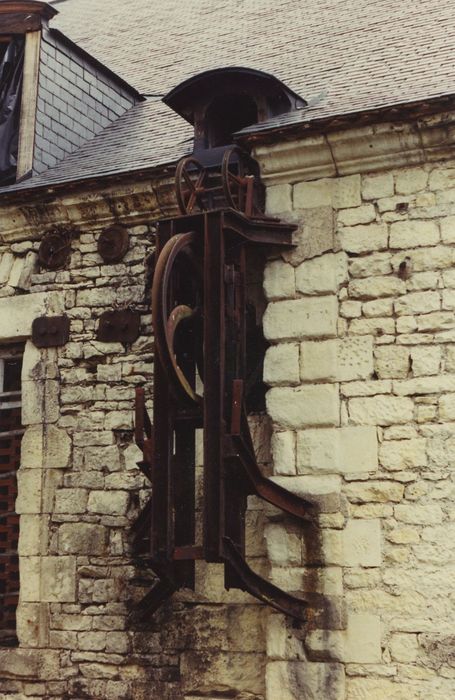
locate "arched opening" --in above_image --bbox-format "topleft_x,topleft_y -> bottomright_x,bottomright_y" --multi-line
205,93 -> 258,148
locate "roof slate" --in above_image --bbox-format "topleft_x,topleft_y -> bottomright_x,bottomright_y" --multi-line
4,0 -> 455,193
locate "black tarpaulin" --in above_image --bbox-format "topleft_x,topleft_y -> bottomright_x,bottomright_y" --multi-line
0,38 -> 25,184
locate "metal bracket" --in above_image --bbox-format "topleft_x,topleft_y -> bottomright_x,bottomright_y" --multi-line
96,310 -> 140,344
32,315 -> 70,348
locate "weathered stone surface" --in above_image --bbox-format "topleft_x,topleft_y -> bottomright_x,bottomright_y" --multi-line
266,183 -> 292,213
267,384 -> 340,428
348,276 -> 406,299
347,678 -> 419,699
295,252 -> 348,294
282,206 -> 335,264
395,290 -> 440,316
41,557 -> 77,602
389,220 -> 439,248
348,396 -> 413,425
263,259 -> 295,300
362,173 -> 394,199
337,204 -> 376,226
300,336 -> 373,382
266,660 -> 345,700
87,490 -> 129,516
394,505 -> 443,525
59,522 -> 107,555
379,438 -> 427,470
271,431 -> 296,474
395,167 -> 428,194
338,223 -> 388,254
296,426 -> 378,474
22,380 -> 59,425
344,480 -> 404,503
263,296 -> 338,340
0,291 -> 62,341
306,613 -> 381,663
264,343 -> 300,385
342,519 -> 381,567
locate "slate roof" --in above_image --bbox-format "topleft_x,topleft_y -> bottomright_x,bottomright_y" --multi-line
4,0 -> 455,193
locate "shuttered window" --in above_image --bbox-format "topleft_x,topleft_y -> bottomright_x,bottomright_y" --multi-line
0,349 -> 23,647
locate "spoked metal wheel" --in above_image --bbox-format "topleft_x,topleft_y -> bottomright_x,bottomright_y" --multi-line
222,145 -> 256,215
175,157 -> 208,215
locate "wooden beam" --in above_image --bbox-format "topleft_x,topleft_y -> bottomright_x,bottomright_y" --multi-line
0,13 -> 42,33
16,29 -> 41,180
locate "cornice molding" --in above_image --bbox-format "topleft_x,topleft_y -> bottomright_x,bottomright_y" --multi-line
253,111 -> 455,184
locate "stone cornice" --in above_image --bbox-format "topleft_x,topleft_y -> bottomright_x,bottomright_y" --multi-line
0,175 -> 180,243
253,111 -> 455,185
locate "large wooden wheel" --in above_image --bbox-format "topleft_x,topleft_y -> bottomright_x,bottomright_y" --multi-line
175,157 -> 207,215
152,232 -> 203,403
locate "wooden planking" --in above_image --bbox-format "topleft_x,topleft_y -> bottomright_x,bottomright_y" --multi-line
16,29 -> 41,180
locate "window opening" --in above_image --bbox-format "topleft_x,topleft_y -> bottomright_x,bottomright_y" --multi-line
0,347 -> 23,647
205,94 -> 258,148
0,36 -> 25,186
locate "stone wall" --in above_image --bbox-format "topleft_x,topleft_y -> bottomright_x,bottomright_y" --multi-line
263,161 -> 455,699
0,134 -> 454,699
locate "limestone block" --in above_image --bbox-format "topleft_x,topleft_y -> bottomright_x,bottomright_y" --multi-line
0,648 -> 61,680
300,336 -> 373,382
391,245 -> 455,273
104,409 -> 134,430
439,393 -> 455,420
20,556 -> 41,602
306,613 -> 381,663
349,317 -> 395,336
386,526 -> 420,544
0,291 -> 62,341
97,363 -> 122,382
296,426 -> 378,474
263,259 -> 295,300
263,296 -> 338,341
349,252 -> 392,278
337,204 -> 376,226
394,374 -> 455,395
17,251 -> 38,290
15,469 -> 42,513
442,287 -> 455,311
362,299 -> 393,317
395,167 -> 428,194
282,206 -> 335,264
16,602 -> 49,647
340,300 -> 362,318
76,286 -> 143,307
440,215 -> 455,243
41,556 -> 76,602
338,223 -> 388,254
342,519 -> 381,567
22,341 -> 58,381
347,678 -> 420,699
410,346 -> 441,376
264,343 -> 300,386
394,504 -> 443,525
348,396 -> 413,425
266,660 -> 345,700
362,173 -> 394,199
264,523 -> 302,565
295,252 -> 348,294
87,490 -> 129,516
395,290 -> 440,316
341,379 -> 392,397
406,270 -> 439,291
54,488 -> 88,514
379,438 -> 427,471
389,633 -> 418,662
271,431 -> 296,475
294,175 -> 360,210
389,220 -> 439,248
266,183 -> 292,214
267,384 -> 340,429
344,480 -> 404,503
22,380 -> 59,425
374,345 -> 410,379
348,276 -> 406,299
294,178 -> 333,208
0,252 -> 13,284
21,424 -> 71,470
428,166 -> 455,191
18,514 -> 48,555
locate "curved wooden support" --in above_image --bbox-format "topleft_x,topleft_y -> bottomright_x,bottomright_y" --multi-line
151,232 -> 202,404
222,537 -> 308,622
